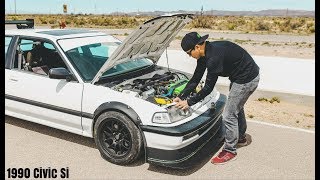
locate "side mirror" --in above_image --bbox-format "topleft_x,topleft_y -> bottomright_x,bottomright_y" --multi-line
49,67 -> 74,82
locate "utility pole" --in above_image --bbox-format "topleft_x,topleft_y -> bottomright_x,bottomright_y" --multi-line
200,5 -> 203,16
286,8 -> 288,16
14,0 -> 16,14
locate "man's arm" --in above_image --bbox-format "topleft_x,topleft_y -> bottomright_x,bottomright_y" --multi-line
179,58 -> 206,99
186,69 -> 218,106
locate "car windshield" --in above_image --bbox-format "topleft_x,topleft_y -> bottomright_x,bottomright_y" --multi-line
60,36 -> 153,81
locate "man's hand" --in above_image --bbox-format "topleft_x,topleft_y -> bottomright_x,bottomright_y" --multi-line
174,98 -> 189,110
173,97 -> 182,103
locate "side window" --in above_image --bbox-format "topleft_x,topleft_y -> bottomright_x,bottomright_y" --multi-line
15,38 -> 67,76
43,42 -> 55,50
20,39 -> 34,51
5,36 -> 13,58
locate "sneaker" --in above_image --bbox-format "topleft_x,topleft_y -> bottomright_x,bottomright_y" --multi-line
211,150 -> 237,165
237,136 -> 248,147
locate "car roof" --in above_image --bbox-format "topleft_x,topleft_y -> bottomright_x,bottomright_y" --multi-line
5,28 -> 107,41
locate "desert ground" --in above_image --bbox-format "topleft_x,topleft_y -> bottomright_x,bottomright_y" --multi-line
112,28 -> 315,59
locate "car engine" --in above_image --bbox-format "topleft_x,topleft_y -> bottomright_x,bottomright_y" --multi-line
111,69 -> 203,106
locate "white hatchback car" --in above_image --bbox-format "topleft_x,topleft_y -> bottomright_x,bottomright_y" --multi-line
5,14 -> 226,169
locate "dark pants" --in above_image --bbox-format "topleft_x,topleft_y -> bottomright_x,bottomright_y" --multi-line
222,74 -> 260,154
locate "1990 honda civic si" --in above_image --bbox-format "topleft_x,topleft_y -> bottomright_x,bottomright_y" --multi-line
5,14 -> 226,169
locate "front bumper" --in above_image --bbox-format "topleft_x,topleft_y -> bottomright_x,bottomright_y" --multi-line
140,94 -> 227,169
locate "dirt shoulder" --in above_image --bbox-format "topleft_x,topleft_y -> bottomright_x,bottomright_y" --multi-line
113,29 -> 315,60
215,85 -> 315,131
114,29 -> 315,131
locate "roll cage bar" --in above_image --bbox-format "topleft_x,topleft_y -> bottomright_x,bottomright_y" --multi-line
5,19 -> 34,29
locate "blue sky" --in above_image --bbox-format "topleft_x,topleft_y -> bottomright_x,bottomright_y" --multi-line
5,0 -> 315,14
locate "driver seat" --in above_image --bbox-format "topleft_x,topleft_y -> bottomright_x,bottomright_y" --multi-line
26,42 -> 45,68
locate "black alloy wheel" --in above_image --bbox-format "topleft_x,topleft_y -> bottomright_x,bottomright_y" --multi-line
94,111 -> 143,165
100,119 -> 131,157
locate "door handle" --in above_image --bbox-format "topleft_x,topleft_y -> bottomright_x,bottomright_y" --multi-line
9,76 -> 18,82
9,78 -> 18,82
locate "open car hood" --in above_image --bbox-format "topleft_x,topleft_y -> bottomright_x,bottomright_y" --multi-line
91,14 -> 193,84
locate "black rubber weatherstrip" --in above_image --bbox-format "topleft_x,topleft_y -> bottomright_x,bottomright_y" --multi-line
5,94 -> 94,119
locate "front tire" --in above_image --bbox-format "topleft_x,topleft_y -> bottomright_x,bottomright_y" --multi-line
94,111 -> 143,165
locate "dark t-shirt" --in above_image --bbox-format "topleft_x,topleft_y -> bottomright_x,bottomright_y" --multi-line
179,41 -> 260,106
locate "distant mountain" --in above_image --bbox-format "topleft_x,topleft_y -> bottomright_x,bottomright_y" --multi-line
110,9 -> 314,17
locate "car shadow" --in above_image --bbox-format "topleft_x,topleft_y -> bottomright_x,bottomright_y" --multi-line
122,154 -> 147,167
237,133 -> 252,149
5,115 -> 96,149
146,133 -> 253,175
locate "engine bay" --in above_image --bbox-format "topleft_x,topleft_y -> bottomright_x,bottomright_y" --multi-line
110,69 -> 203,106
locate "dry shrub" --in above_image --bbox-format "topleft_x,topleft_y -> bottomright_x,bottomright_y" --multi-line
48,19 -> 56,24
190,16 -> 213,29
254,21 -> 270,31
5,14 -> 314,34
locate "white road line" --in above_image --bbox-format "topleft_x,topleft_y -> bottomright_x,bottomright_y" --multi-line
247,119 -> 315,134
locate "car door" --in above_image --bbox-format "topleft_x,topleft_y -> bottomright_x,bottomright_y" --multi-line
5,37 -> 84,135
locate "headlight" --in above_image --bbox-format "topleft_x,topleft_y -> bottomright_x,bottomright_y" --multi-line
168,106 -> 191,123
152,106 -> 192,124
152,112 -> 171,124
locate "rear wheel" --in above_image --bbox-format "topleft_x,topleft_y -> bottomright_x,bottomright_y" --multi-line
94,111 -> 143,165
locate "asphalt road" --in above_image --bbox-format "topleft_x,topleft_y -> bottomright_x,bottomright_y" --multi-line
5,115 -> 315,179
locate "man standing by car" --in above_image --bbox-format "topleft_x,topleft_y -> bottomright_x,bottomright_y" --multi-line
173,32 -> 260,164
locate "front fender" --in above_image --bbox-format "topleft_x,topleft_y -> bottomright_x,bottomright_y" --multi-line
93,101 -> 142,126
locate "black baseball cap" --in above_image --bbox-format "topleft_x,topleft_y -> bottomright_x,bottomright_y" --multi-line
181,32 -> 209,52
